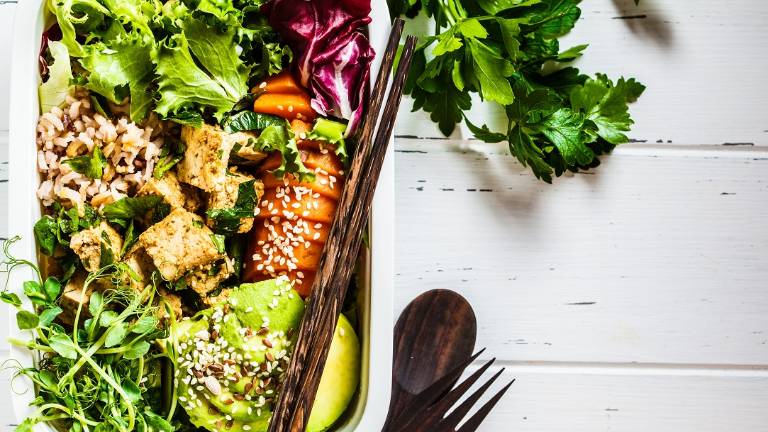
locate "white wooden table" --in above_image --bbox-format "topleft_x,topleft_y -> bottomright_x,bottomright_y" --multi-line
1,1 -> 767,431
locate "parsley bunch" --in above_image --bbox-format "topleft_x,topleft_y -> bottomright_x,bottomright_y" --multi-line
389,0 -> 645,182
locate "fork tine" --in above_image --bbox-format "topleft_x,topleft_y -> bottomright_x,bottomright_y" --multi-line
394,358 -> 497,432
454,379 -> 515,432
435,368 -> 506,431
388,349 -> 487,431
413,348 -> 487,404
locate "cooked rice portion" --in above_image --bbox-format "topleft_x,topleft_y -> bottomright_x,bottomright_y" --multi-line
36,93 -> 165,212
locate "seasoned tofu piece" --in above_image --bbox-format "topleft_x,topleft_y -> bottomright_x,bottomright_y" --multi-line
69,222 -> 123,272
178,124 -> 235,192
157,287 -> 183,321
59,272 -> 95,325
203,287 -> 234,307
206,170 -> 264,233
136,171 -> 202,212
137,208 -> 223,281
120,247 -> 155,291
182,259 -> 234,296
229,131 -> 268,165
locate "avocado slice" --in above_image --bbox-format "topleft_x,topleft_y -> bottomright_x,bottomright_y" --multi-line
172,278 -> 360,432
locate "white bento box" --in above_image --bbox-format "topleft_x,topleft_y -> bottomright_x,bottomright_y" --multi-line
7,1 -> 394,430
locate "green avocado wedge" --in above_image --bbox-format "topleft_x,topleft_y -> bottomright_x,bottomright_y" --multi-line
172,278 -> 360,432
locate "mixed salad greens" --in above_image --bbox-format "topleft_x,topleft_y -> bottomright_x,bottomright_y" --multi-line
6,0 -> 375,431
389,0 -> 645,182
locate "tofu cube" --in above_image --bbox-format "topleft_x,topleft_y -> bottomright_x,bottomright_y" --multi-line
176,125 -> 232,192
138,208 -> 223,281
69,222 -> 123,272
229,131 -> 268,165
137,171 -> 203,213
182,259 -> 234,296
59,272 -> 95,325
206,170 -> 264,234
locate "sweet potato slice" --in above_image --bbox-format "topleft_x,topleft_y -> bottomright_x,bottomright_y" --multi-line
244,226 -> 324,271
291,119 -> 313,135
255,216 -> 330,246
258,147 -> 345,177
256,188 -> 338,224
261,172 -> 343,201
253,93 -> 316,122
257,72 -> 304,95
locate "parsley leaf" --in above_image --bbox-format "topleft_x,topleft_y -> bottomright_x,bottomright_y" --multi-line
206,180 -> 258,236
62,146 -> 107,180
391,0 -> 644,181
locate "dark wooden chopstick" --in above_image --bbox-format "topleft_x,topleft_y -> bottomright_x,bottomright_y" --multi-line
267,21 -> 417,432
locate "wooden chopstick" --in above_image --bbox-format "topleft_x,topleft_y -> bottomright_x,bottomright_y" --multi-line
267,22 -> 417,432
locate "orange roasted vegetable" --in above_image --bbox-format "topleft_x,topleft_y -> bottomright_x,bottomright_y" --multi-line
255,71 -> 304,94
253,93 -> 316,122
244,144 -> 343,297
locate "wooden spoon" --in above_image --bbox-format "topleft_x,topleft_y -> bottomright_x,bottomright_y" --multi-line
382,289 -> 478,432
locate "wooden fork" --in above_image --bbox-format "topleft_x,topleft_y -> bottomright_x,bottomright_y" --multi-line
392,352 -> 514,432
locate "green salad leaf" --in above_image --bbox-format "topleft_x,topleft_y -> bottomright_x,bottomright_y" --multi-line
391,0 -> 645,181
33,203 -> 100,256
46,0 -> 292,125
80,30 -> 156,122
224,111 -> 285,133
102,195 -> 164,221
307,118 -> 349,164
206,179 -> 259,235
39,40 -> 73,113
153,139 -> 186,179
62,145 -> 107,179
154,33 -> 238,125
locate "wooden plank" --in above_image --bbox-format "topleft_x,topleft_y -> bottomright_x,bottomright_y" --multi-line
394,139 -> 768,365
395,0 -> 768,145
462,366 -> 768,432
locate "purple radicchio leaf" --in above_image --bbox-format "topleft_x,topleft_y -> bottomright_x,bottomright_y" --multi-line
264,0 -> 375,136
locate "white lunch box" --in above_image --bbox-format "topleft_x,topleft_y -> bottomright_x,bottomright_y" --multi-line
7,1 -> 394,430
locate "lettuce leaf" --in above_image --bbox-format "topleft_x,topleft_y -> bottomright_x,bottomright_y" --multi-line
154,33 -> 238,125
80,31 -> 156,122
181,14 -> 250,102
39,41 -> 73,113
46,0 -> 112,57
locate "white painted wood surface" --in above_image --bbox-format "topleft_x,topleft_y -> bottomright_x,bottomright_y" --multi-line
1,0 -> 768,431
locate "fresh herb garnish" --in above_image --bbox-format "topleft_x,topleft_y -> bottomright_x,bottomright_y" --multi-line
33,203 -> 99,256
390,0 -> 645,182
223,111 -> 285,133
62,146 -> 107,180
102,195 -> 166,226
1,238 -> 175,432
206,180 -> 259,236
154,139 -> 186,180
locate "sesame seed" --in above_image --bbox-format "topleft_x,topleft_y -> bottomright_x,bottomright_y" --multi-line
259,82 -> 267,89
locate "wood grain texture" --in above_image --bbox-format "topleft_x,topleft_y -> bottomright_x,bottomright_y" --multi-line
394,139 -> 768,365
455,365 -> 768,432
395,0 -> 768,145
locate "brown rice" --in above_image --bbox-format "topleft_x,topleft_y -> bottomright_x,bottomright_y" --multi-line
36,91 -> 166,213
